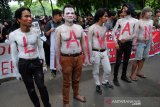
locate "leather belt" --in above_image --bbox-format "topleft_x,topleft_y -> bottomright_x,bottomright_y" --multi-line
61,52 -> 82,57
19,57 -> 39,61
92,49 -> 105,52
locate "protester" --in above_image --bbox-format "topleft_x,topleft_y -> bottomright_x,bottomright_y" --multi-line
130,7 -> 153,80
112,3 -> 138,86
55,4 -> 89,107
44,9 -> 62,79
88,8 -> 113,95
9,7 -> 51,107
105,10 -> 117,31
153,9 -> 160,29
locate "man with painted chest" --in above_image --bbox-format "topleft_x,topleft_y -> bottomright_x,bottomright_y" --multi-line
9,7 -> 51,107
55,4 -> 89,107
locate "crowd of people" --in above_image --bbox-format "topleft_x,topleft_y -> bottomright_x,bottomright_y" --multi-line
0,2 -> 160,107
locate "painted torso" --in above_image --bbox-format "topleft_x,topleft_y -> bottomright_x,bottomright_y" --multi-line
9,28 -> 40,59
137,19 -> 153,40
89,24 -> 106,49
57,24 -> 83,54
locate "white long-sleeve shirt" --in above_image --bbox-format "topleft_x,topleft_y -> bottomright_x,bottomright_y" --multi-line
112,15 -> 138,43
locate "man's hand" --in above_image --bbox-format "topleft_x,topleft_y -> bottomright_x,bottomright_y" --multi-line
83,57 -> 90,66
90,56 -> 95,64
120,39 -> 126,43
151,42 -> 154,50
16,73 -> 22,80
43,66 -> 48,72
132,45 -> 136,51
50,28 -> 55,32
115,43 -> 119,50
56,63 -> 62,73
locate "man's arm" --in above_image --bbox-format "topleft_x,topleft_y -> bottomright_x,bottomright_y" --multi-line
150,20 -> 154,46
127,19 -> 139,40
9,32 -> 20,79
88,27 -> 93,59
55,28 -> 62,71
81,30 -> 89,65
132,21 -> 140,46
37,35 -> 46,67
44,22 -> 55,37
111,19 -> 120,49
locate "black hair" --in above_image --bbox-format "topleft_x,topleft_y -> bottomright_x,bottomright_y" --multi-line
155,9 -> 160,15
108,10 -> 116,17
63,4 -> 74,14
122,3 -> 135,16
52,9 -> 62,16
94,8 -> 106,22
14,7 -> 31,20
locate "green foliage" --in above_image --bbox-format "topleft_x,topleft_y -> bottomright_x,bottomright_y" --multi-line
0,0 -> 12,21
10,1 -> 59,17
56,0 -> 160,15
4,0 -> 160,20
145,0 -> 160,11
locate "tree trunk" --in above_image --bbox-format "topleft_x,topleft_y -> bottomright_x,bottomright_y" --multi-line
49,0 -> 54,13
142,0 -> 146,8
39,0 -> 46,16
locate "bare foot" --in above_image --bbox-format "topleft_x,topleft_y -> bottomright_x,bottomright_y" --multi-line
63,104 -> 70,107
74,95 -> 86,103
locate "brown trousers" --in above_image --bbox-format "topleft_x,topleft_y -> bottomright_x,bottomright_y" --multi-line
61,55 -> 83,104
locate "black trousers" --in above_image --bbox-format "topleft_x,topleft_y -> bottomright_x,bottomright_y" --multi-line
43,42 -> 50,66
18,58 -> 51,107
114,40 -> 132,79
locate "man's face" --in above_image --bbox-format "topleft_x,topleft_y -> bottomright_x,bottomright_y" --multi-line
18,10 -> 32,27
100,12 -> 108,23
64,7 -> 75,22
122,6 -> 128,16
54,14 -> 62,22
156,12 -> 160,17
144,11 -> 152,19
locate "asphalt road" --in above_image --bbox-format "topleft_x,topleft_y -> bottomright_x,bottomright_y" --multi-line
0,54 -> 160,107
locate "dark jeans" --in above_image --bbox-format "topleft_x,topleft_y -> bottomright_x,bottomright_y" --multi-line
18,58 -> 51,107
43,42 -> 50,66
114,40 -> 132,79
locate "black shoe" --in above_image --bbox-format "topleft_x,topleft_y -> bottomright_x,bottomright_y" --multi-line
121,76 -> 132,83
50,69 -> 56,80
96,85 -> 102,95
102,82 -> 114,89
113,79 -> 120,86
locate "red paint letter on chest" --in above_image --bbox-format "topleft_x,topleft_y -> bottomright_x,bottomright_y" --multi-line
23,36 -> 36,54
121,22 -> 131,35
96,32 -> 104,48
66,30 -> 79,48
144,26 -> 150,39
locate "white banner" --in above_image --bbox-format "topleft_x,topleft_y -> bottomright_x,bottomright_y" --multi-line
0,43 -> 16,79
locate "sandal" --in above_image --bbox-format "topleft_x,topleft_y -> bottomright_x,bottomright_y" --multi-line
74,95 -> 86,103
136,74 -> 146,78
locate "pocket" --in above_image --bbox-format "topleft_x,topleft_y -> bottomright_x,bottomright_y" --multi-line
32,59 -> 43,67
18,60 -> 26,67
